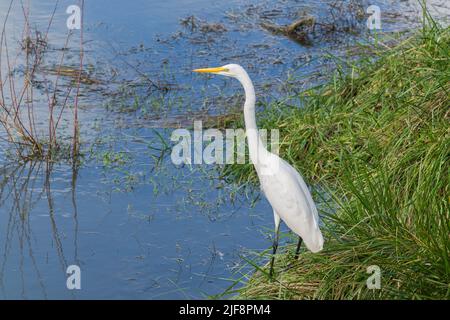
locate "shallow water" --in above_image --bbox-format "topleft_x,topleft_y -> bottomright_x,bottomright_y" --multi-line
0,0 -> 444,299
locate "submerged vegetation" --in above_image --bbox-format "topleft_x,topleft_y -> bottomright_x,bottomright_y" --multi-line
223,16 -> 449,299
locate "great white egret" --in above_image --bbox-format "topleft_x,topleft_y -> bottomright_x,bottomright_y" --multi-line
193,64 -> 324,277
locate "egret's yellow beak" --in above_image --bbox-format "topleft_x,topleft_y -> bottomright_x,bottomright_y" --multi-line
193,67 -> 228,74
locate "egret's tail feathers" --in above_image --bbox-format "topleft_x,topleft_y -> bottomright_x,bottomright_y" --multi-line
304,229 -> 324,253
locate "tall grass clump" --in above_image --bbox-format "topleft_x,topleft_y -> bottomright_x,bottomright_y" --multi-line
0,0 -> 84,162
224,16 -> 449,299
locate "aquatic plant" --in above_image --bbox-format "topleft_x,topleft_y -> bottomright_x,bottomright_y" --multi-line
0,0 -> 84,162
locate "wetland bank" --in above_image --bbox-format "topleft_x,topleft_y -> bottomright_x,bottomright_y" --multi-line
0,0 -> 448,299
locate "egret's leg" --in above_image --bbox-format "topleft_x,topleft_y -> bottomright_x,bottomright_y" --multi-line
294,236 -> 303,260
280,236 -> 303,273
269,224 -> 280,278
269,212 -> 281,278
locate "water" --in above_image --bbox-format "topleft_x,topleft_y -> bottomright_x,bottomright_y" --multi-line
0,0 -> 445,299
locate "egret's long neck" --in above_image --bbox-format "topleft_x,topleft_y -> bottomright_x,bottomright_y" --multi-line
238,72 -> 266,165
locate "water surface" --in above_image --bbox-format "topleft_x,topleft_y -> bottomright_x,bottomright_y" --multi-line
0,0 -> 442,299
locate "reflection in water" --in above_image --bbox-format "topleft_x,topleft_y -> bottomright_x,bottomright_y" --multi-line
0,162 -> 44,299
45,162 -> 69,275
71,163 -> 80,267
0,160 -> 81,299
0,143 -> 273,299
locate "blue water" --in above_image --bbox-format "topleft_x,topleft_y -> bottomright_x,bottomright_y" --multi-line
0,0 -> 427,299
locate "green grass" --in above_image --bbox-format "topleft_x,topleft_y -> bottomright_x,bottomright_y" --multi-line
222,16 -> 449,299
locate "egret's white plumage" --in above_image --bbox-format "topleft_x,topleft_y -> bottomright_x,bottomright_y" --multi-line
194,64 -> 324,270
258,155 -> 323,252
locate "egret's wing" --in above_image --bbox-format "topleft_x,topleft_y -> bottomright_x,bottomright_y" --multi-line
280,158 -> 320,227
258,154 -> 323,252
259,155 -> 318,226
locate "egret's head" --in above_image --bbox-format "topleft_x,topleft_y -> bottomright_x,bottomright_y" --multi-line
193,64 -> 244,78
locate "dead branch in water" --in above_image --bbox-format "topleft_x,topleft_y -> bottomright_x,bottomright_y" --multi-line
261,16 -> 315,46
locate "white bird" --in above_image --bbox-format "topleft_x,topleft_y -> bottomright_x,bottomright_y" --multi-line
194,64 -> 324,277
